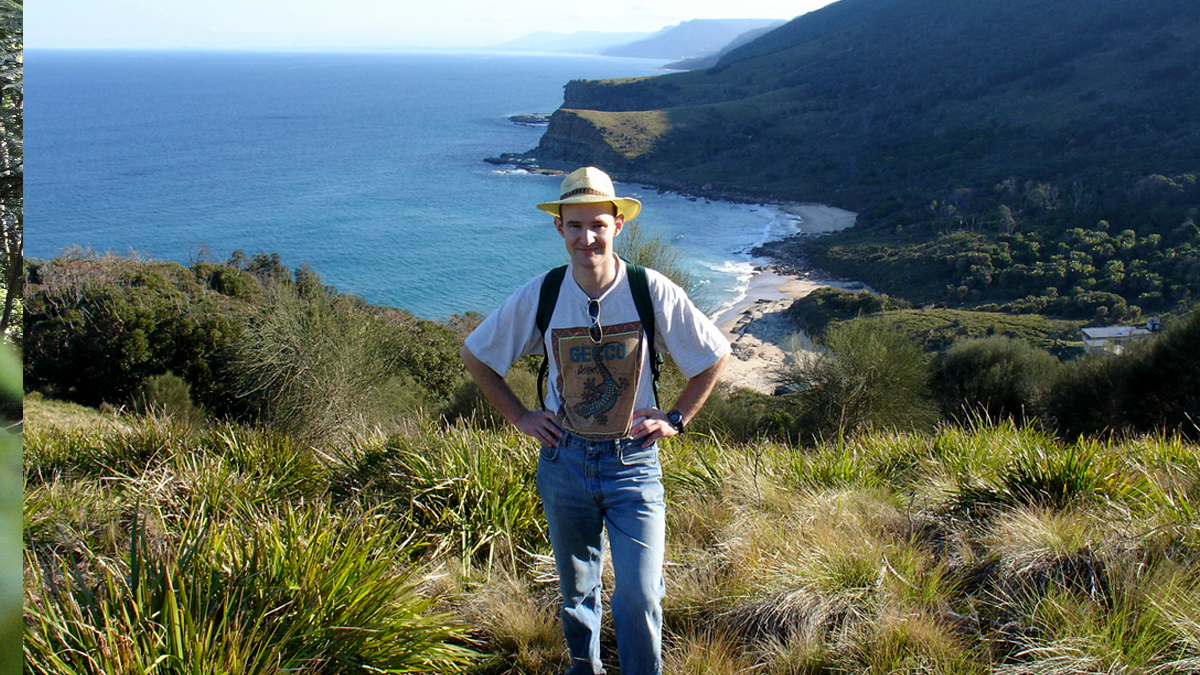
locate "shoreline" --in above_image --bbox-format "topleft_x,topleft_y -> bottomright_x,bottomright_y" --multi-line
711,204 -> 861,395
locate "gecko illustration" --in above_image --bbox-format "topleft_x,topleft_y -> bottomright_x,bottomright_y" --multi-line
572,344 -> 629,426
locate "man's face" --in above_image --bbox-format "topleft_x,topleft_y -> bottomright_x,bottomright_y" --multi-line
555,202 -> 624,271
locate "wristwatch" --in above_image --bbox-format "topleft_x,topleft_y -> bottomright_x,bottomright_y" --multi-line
666,409 -> 686,434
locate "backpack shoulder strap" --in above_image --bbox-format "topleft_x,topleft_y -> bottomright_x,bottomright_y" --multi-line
537,265 -> 568,335
535,265 -> 568,410
624,261 -> 663,409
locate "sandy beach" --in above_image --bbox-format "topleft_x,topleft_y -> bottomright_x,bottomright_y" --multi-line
714,204 -> 860,395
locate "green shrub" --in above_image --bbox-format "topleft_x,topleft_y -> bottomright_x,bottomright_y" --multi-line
786,286 -> 909,336
616,221 -> 697,301
782,320 -> 936,441
232,284 -> 440,443
23,254 -> 244,416
930,336 -> 1061,423
133,372 -> 204,426
441,364 -> 539,429
689,386 -> 799,443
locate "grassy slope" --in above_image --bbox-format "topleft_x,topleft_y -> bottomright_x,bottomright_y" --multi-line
24,398 -> 1200,673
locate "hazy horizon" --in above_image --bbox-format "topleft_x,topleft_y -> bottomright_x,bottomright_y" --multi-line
25,0 -> 838,51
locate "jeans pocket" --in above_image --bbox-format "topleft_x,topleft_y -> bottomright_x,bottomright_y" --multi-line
539,444 -> 559,462
619,442 -> 657,466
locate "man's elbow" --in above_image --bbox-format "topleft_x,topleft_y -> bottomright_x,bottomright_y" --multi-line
709,352 -> 730,377
461,345 -> 498,383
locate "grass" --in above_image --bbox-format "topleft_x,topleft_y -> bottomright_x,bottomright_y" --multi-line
23,396 -> 1200,673
565,109 -> 672,160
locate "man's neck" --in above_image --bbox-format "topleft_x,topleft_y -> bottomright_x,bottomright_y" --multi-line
573,255 -> 621,298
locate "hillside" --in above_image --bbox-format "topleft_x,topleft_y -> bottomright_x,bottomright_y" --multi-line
533,0 -> 1199,199
519,0 -> 1200,319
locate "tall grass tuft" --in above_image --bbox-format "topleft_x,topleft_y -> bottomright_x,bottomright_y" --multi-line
24,504 -> 478,674
455,567 -> 567,674
333,424 -> 548,569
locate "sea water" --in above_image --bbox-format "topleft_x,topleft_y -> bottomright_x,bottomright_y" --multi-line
26,49 -> 800,319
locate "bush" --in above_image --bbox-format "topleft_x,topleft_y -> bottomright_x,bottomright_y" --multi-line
133,371 -> 204,426
930,336 -> 1061,423
786,287 -> 909,336
232,284 -> 440,444
441,363 -> 539,429
781,320 -> 936,441
23,254 -> 244,415
24,253 -> 467,436
616,221 -> 697,300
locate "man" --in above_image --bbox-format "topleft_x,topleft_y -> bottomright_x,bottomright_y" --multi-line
461,166 -> 729,675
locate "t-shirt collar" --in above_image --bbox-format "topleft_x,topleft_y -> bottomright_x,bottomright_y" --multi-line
568,257 -> 627,303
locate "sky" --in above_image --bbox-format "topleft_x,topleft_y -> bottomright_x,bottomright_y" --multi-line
26,0 -> 841,51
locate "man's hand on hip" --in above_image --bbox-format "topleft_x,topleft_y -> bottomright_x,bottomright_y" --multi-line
516,409 -> 563,447
630,408 -> 679,448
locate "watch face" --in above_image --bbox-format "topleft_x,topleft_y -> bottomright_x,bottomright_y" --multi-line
668,410 -> 683,427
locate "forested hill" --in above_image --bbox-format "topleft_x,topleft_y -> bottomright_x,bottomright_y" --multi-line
536,0 -> 1197,202
529,0 -> 1200,321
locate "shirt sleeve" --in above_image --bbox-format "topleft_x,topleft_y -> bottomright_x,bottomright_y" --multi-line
648,269 -> 731,379
463,273 -> 546,377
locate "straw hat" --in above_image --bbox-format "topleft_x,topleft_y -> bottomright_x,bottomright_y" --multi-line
536,166 -> 642,221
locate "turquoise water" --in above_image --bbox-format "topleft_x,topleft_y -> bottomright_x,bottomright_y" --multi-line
26,50 -> 798,319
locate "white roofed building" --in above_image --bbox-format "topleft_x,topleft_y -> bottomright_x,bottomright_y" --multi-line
1081,319 -> 1161,355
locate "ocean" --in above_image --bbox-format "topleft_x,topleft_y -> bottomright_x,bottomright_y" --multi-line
26,49 -> 801,319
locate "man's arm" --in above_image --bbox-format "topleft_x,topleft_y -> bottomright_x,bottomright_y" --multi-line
631,352 -> 729,448
460,345 -> 562,446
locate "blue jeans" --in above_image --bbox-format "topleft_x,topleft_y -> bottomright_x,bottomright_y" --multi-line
537,430 -> 666,675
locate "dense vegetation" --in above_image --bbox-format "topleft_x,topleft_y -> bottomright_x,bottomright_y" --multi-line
22,249 -> 1200,671
522,0 -> 1200,323
23,251 -> 464,443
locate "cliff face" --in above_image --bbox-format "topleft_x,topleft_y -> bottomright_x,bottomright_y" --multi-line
533,106 -> 673,173
560,78 -> 666,113
534,110 -> 629,169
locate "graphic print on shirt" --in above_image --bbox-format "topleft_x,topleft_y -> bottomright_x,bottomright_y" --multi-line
552,321 -> 644,439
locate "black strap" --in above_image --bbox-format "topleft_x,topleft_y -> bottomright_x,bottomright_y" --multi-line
625,262 -> 662,409
535,266 -> 568,410
534,260 -> 661,411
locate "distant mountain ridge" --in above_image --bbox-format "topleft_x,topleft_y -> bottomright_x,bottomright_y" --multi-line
602,19 -> 786,60
490,19 -> 787,62
663,24 -> 786,70
487,30 -> 654,55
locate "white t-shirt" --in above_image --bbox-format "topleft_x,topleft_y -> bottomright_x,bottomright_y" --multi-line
465,259 -> 730,439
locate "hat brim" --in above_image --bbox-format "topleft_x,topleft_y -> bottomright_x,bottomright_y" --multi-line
537,195 -> 642,222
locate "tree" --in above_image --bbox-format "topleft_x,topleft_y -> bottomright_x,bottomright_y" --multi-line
0,0 -> 20,342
